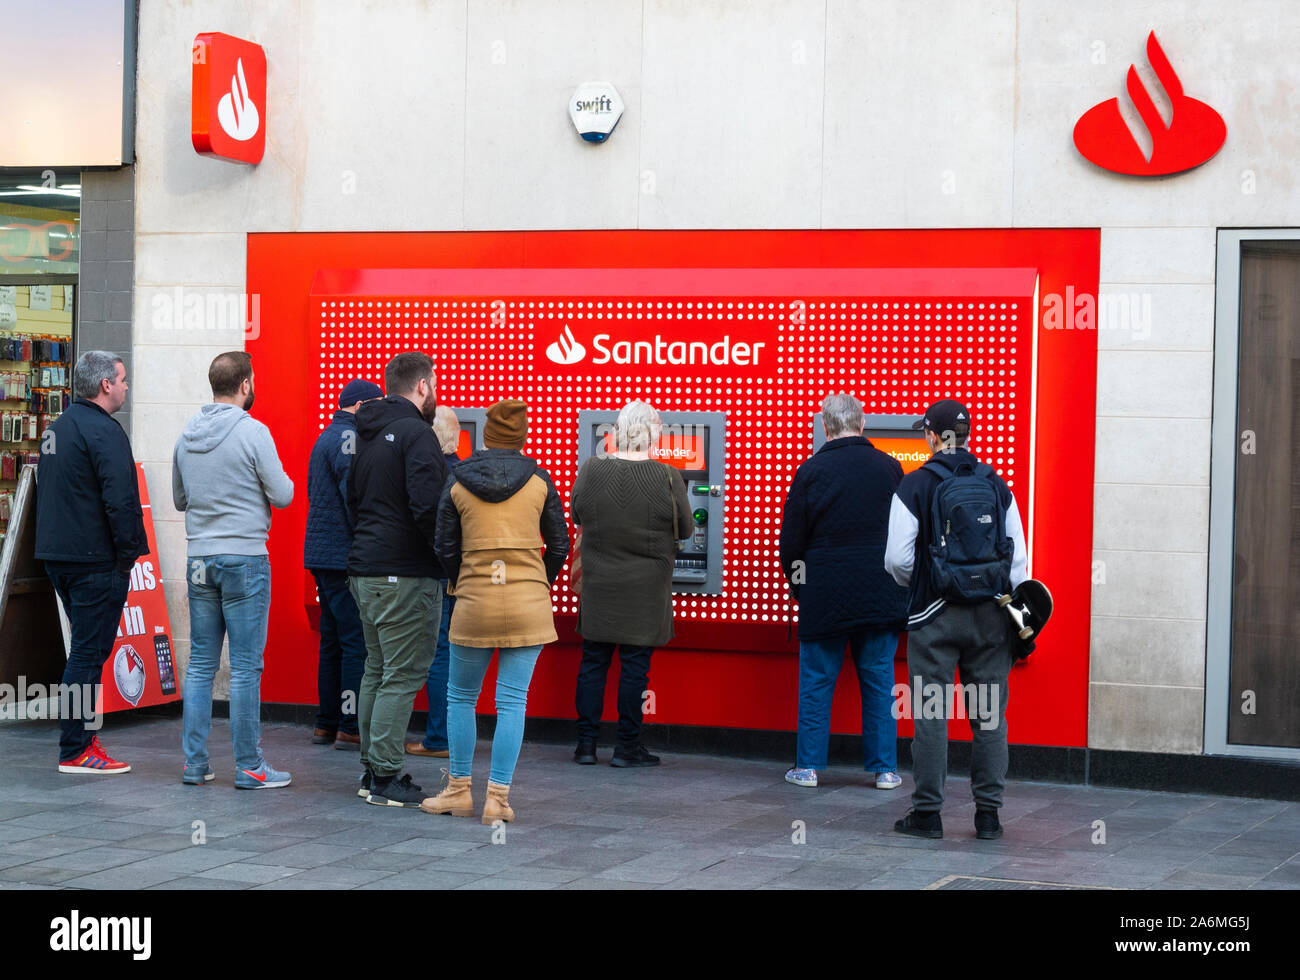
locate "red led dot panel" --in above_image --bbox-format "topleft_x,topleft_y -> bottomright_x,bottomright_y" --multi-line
310,267 -> 1037,651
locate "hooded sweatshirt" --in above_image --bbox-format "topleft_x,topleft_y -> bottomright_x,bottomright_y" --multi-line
172,403 -> 294,557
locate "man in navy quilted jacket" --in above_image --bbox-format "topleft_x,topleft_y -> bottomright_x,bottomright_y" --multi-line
779,393 -> 908,791
305,379 -> 383,748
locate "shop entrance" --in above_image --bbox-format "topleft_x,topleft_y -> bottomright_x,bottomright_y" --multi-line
0,176 -> 79,695
1209,232 -> 1300,758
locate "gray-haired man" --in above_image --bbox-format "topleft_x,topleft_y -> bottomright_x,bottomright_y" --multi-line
35,351 -> 148,774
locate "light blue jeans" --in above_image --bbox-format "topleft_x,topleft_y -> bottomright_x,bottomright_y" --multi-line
182,555 -> 271,773
447,644 -> 543,786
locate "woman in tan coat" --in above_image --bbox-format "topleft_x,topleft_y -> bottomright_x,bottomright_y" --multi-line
421,400 -> 569,823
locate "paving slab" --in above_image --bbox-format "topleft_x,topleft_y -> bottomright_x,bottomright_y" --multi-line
1,715 -> 1293,890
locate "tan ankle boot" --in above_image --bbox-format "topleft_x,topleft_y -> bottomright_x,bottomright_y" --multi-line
481,781 -> 514,825
420,772 -> 473,817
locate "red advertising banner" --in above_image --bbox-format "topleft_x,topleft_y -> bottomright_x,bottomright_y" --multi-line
97,464 -> 180,713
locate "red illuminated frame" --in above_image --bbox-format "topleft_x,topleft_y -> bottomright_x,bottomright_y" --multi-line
251,230 -> 1098,748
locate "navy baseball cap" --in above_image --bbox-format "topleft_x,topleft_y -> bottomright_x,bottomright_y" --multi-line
913,399 -> 972,434
339,379 -> 384,407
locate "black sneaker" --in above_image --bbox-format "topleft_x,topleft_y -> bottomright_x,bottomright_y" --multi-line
610,744 -> 660,768
894,808 -> 943,839
357,770 -> 372,799
573,740 -> 597,765
975,808 -> 1003,840
367,772 -> 425,807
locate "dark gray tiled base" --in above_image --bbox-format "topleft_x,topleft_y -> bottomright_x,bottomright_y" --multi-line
0,716 -> 1296,890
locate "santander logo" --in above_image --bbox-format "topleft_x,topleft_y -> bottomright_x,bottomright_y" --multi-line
546,325 -> 587,364
542,325 -> 766,369
192,32 -> 267,165
1073,31 -> 1226,176
217,57 -> 261,142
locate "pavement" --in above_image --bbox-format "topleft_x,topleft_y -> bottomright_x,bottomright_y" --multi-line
1,713 -> 1298,890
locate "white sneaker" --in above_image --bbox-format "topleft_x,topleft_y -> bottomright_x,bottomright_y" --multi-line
785,767 -> 818,787
875,771 -> 903,790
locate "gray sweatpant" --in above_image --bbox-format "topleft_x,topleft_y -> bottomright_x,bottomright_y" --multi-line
907,601 -> 1014,813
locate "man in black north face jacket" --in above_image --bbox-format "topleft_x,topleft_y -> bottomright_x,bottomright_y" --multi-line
345,353 -> 450,808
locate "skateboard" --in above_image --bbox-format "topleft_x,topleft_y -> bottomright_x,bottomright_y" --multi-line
996,579 -> 1053,659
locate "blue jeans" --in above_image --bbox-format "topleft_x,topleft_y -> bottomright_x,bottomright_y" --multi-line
420,585 -> 454,750
311,569 -> 366,736
182,555 -> 271,772
447,644 -> 542,786
46,565 -> 131,761
796,628 -> 899,772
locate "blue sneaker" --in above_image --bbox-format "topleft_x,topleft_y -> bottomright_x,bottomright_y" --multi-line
234,761 -> 292,790
182,763 -> 214,785
875,771 -> 903,791
785,767 -> 818,787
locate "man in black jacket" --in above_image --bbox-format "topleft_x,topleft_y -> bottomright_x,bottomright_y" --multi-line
35,351 -> 148,774
884,399 -> 1027,841
305,378 -> 383,749
779,393 -> 908,790
347,352 -> 449,807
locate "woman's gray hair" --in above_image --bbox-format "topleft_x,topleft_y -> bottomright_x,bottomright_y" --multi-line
73,350 -> 124,400
614,400 -> 661,453
821,392 -> 864,439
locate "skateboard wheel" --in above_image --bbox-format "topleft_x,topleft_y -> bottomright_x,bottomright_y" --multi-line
996,594 -> 1012,607
1018,626 -> 1034,640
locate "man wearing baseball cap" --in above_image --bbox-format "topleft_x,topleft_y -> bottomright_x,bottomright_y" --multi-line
883,399 -> 1027,841
305,379 -> 384,749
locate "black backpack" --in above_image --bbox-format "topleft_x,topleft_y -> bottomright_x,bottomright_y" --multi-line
925,454 -> 1013,603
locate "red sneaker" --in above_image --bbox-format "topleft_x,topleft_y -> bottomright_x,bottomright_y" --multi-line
58,736 -> 131,774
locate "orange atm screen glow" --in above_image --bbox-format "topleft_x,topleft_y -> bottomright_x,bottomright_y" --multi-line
603,432 -> 707,470
873,437 -> 930,474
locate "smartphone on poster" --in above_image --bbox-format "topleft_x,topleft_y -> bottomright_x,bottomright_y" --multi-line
154,633 -> 177,696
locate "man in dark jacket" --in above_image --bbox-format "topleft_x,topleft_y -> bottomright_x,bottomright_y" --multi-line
347,352 -> 449,807
885,399 -> 1027,841
779,393 -> 907,790
35,351 -> 147,774
305,378 -> 383,748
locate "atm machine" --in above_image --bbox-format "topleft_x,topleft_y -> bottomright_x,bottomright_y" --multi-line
446,406 -> 486,462
811,413 -> 929,473
575,410 -> 726,594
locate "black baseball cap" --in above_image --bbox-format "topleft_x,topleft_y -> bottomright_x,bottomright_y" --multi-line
913,399 -> 972,434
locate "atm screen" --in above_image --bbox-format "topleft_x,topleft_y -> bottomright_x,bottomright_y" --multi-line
868,434 -> 929,474
600,429 -> 708,473
456,423 -> 477,461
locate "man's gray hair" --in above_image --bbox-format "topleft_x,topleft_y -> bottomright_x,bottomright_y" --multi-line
73,350 -> 124,400
821,392 -> 864,439
614,400 -> 660,453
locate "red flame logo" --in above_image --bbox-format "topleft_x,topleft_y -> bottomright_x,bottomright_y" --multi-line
1073,31 -> 1226,176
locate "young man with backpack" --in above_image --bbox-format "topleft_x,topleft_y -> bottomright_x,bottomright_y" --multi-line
883,400 -> 1027,840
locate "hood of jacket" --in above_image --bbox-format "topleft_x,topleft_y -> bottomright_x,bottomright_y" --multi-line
179,403 -> 250,454
356,394 -> 425,440
453,449 -> 538,503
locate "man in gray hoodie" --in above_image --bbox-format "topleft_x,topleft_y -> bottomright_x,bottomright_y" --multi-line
173,351 -> 294,790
